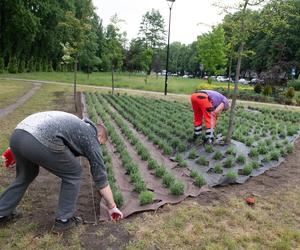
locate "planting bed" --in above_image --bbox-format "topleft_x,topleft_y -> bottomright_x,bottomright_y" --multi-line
83,92 -> 300,219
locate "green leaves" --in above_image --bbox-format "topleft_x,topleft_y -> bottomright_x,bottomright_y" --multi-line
197,26 -> 227,76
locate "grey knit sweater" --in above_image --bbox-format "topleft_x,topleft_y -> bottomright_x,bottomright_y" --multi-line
16,111 -> 107,188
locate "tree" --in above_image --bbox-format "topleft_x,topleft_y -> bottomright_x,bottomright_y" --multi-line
0,57 -> 4,73
79,27 -> 101,79
58,0 -> 95,110
197,26 -> 227,77
102,14 -> 125,94
139,9 -> 166,49
220,0 -> 266,144
168,42 -> 184,74
138,9 -> 166,75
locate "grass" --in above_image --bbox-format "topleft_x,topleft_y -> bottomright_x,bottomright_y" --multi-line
1,79 -> 300,249
1,71 -> 253,95
0,80 -> 75,153
0,80 -> 34,109
0,80 -> 82,248
126,189 -> 300,249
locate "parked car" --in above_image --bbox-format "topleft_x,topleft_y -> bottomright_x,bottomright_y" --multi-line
217,76 -> 229,82
250,78 -> 264,85
238,78 -> 250,84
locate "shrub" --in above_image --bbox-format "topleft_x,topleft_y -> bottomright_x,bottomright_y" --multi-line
18,60 -> 25,73
134,180 -> 147,193
254,83 -> 262,94
236,154 -> 246,164
262,153 -> 271,162
286,143 -> 294,153
204,144 -> 214,153
280,147 -> 287,156
130,172 -> 142,183
285,87 -> 295,98
245,137 -> 254,147
213,150 -> 223,160
177,143 -> 186,152
170,181 -> 185,196
226,146 -> 236,155
190,170 -> 198,178
242,165 -> 253,175
175,153 -> 183,162
214,163 -> 223,174
249,148 -> 259,158
265,139 -> 272,146
188,149 -> 197,159
162,172 -> 175,188
140,149 -> 150,161
250,161 -> 260,169
270,150 -> 280,161
226,170 -> 237,180
0,57 -> 4,73
154,165 -> 166,178
7,56 -> 18,73
139,191 -> 154,205
147,159 -> 158,170
223,156 -> 235,168
288,80 -> 300,91
263,86 -> 272,96
287,125 -> 298,136
258,144 -> 268,155
196,156 -> 209,166
125,162 -> 138,175
48,61 -> 54,72
178,159 -> 187,168
163,145 -> 173,155
195,175 -> 206,187
113,191 -> 124,207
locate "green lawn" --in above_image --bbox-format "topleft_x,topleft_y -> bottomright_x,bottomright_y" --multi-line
0,71 -> 253,94
0,80 -> 33,109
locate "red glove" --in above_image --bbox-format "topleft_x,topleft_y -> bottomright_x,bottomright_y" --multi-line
2,147 -> 15,168
108,205 -> 123,221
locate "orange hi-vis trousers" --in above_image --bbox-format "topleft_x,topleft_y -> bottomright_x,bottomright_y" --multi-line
191,92 -> 217,139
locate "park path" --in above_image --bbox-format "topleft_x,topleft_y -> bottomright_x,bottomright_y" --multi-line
1,77 -> 300,111
0,82 -> 41,119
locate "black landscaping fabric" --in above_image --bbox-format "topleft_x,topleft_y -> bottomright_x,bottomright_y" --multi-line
80,92 -> 300,221
183,134 -> 299,187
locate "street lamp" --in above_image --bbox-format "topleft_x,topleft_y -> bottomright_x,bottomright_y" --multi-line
164,0 -> 175,96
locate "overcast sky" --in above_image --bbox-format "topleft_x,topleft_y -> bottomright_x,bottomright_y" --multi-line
93,0 -> 226,45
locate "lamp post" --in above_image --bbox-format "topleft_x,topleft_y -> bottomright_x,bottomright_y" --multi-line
164,0 -> 175,96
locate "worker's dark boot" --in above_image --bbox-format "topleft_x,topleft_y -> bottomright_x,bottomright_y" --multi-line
0,211 -> 22,227
203,137 -> 214,145
52,216 -> 82,234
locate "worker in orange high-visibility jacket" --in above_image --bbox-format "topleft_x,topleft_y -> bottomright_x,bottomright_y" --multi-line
191,90 -> 230,144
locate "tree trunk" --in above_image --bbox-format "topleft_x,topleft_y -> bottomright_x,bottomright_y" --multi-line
74,59 -> 78,112
226,43 -> 244,144
111,65 -> 115,95
145,73 -> 148,84
226,0 -> 248,144
227,48 -> 233,94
